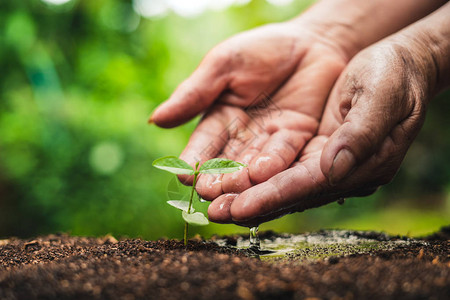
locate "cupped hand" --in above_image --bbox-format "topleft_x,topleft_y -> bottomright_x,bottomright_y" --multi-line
151,20 -> 348,199
208,35 -> 434,226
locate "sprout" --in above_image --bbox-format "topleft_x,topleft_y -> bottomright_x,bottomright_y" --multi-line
153,156 -> 246,245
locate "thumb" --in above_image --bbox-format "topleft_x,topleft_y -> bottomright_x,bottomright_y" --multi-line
320,84 -> 412,185
150,50 -> 230,128
228,154 -> 329,226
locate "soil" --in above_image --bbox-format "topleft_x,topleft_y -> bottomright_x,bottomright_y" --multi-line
0,228 -> 449,300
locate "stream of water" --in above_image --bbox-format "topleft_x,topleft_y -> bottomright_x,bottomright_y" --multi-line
248,226 -> 260,252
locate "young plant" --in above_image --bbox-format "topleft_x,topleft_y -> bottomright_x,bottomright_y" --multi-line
153,156 -> 246,246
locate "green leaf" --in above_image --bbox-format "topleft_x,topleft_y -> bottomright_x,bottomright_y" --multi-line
167,200 -> 193,213
182,211 -> 209,226
199,158 -> 246,174
152,156 -> 194,175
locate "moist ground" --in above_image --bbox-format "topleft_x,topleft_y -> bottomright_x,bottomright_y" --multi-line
0,228 -> 449,300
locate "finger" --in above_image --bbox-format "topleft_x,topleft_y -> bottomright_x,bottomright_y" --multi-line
195,173 -> 224,201
219,120 -> 420,226
207,194 -> 237,224
320,75 -> 414,185
190,107 -> 254,199
244,52 -> 343,182
198,131 -> 267,199
249,128 -> 312,184
207,110 -> 315,195
335,112 -> 424,190
221,148 -> 259,194
222,111 -> 317,193
195,106 -> 269,199
195,142 -> 260,200
229,152 -> 329,223
150,50 -> 230,128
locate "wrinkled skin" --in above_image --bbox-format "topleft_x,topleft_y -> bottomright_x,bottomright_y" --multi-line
151,21 -> 348,198
151,4 -> 448,227
209,37 -> 434,226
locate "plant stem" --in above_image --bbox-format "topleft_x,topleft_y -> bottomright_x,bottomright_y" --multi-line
188,173 -> 198,214
184,222 -> 188,246
184,166 -> 199,246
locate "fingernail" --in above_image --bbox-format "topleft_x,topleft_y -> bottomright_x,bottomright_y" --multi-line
329,148 -> 356,185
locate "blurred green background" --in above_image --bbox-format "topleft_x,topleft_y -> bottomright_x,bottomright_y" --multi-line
0,0 -> 449,240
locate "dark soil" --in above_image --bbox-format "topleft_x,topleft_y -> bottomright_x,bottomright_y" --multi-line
0,229 -> 449,300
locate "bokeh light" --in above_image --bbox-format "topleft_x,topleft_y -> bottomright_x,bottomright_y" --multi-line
266,0 -> 294,6
89,142 -> 124,175
41,0 -> 72,5
133,0 -> 252,19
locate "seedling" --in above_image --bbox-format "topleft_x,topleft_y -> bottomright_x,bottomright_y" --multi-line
153,156 -> 246,246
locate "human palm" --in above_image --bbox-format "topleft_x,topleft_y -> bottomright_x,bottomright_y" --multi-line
151,21 -> 348,202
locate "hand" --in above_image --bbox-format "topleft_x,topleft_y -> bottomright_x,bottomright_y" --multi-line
151,21 -> 348,198
208,32 -> 440,226
151,1 -> 449,227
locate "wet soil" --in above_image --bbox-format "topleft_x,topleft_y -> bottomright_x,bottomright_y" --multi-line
0,228 -> 449,300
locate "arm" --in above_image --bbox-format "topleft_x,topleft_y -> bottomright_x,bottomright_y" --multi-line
296,0 -> 447,58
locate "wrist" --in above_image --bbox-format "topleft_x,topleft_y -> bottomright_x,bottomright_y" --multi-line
289,7 -> 361,61
291,1 -> 367,59
291,0 -> 446,59
420,8 -> 450,94
391,3 -> 450,97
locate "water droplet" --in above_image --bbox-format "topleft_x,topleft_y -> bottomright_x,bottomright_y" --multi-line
212,175 -> 222,185
255,156 -> 271,165
249,226 -> 260,251
337,198 -> 345,205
